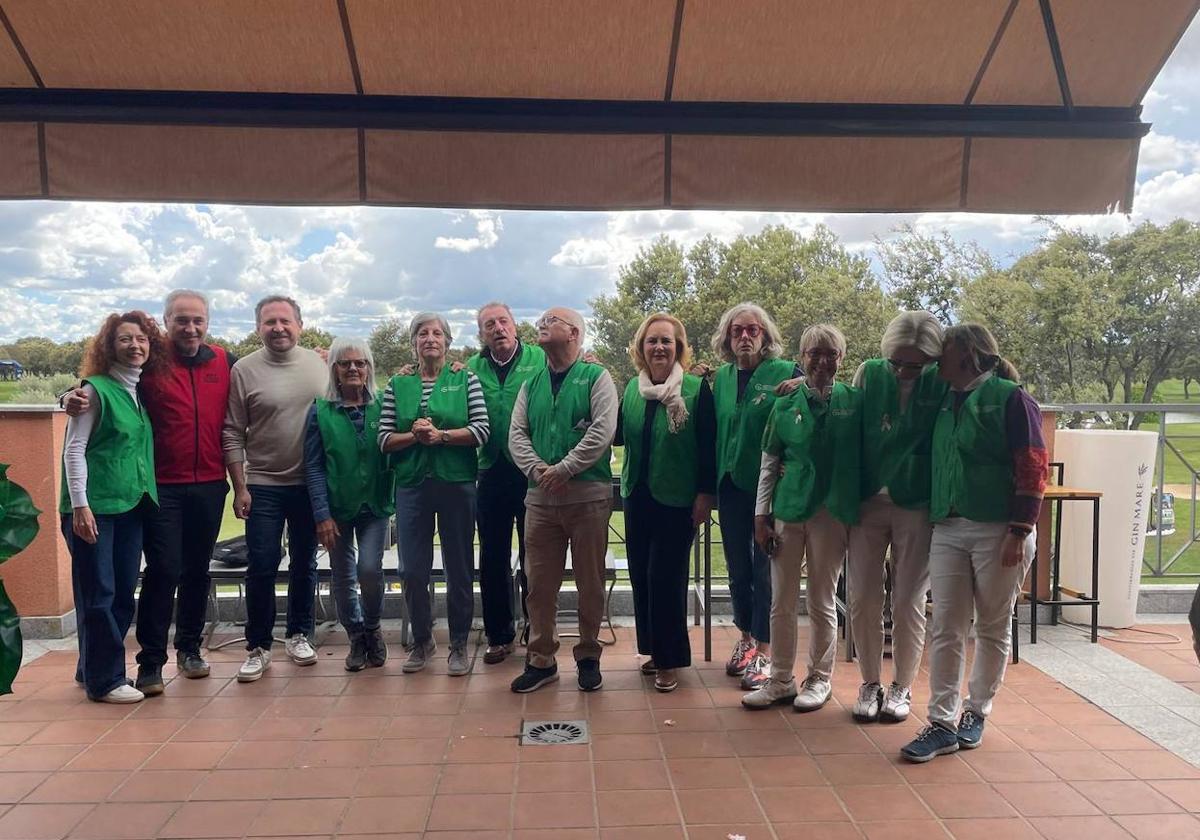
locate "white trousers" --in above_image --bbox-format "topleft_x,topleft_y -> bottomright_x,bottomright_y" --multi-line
926,518 -> 1034,729
848,494 -> 933,689
768,508 -> 848,683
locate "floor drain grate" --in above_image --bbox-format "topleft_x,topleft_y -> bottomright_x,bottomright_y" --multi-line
520,719 -> 590,746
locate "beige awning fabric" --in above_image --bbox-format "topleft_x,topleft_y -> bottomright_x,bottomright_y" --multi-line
0,0 -> 1196,213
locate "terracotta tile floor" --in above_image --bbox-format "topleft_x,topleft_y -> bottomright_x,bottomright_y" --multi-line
1100,624 -> 1200,693
3,623 -> 1200,839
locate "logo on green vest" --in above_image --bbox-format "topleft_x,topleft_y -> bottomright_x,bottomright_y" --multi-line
880,413 -> 892,432
440,384 -> 463,393
752,393 -> 769,406
794,409 -> 804,424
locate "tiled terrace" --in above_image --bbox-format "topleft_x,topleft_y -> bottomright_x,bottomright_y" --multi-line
4,623 -> 1200,840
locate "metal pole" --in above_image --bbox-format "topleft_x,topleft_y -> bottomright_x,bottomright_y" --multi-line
1157,412 -> 1167,576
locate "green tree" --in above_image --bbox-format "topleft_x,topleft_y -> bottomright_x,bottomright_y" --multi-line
877,225 -> 994,325
590,226 -> 895,389
368,318 -> 413,376
298,328 -> 333,350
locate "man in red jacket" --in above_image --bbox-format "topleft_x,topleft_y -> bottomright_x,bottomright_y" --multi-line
66,289 -> 234,694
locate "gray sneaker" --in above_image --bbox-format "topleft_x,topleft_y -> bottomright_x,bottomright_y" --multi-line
176,651 -> 211,679
447,646 -> 472,677
402,639 -> 436,674
365,628 -> 388,668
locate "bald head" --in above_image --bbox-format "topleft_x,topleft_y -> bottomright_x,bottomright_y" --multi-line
536,307 -> 585,357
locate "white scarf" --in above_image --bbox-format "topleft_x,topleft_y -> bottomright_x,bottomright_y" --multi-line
638,362 -> 689,433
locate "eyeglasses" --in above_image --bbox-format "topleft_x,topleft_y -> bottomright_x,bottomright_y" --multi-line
536,315 -> 565,330
335,359 -> 369,370
804,349 -> 841,362
888,358 -> 927,373
730,324 -> 763,339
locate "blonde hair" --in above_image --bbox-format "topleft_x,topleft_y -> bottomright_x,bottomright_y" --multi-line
710,302 -> 785,363
880,311 -> 943,360
628,312 -> 693,373
799,323 -> 847,357
943,323 -> 1020,382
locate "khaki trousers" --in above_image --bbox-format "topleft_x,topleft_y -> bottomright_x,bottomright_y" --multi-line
524,498 -> 612,669
848,493 -> 933,689
769,508 -> 849,683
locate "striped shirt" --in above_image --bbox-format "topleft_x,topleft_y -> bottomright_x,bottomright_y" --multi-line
377,370 -> 490,449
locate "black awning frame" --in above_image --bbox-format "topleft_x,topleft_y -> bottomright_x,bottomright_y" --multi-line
0,88 -> 1150,140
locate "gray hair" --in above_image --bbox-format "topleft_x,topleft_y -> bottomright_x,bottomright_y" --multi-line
325,336 -> 375,402
710,302 -> 785,362
163,289 -> 209,322
255,295 -> 302,325
409,311 -> 452,350
799,323 -> 847,357
880,311 -> 943,360
476,301 -> 516,343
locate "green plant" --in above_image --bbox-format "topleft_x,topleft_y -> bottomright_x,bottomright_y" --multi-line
0,464 -> 41,694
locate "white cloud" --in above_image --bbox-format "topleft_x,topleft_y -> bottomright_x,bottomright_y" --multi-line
1138,131 -> 1200,174
434,210 -> 503,252
549,237 -> 613,268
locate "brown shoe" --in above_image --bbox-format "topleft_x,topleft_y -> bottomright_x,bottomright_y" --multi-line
483,643 -> 515,665
639,659 -> 658,675
654,669 -> 679,693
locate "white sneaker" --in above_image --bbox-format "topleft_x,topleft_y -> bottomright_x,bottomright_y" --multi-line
285,634 -> 317,666
881,683 -> 912,722
852,682 -> 882,722
238,647 -> 272,682
793,675 -> 832,712
98,684 -> 144,704
741,677 -> 798,709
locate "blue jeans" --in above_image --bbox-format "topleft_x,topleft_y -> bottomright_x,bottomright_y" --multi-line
718,476 -> 772,643
62,500 -> 148,699
395,479 -> 476,648
329,511 -> 389,635
244,485 -> 318,651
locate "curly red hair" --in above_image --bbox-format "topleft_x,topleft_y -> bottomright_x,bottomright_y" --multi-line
79,311 -> 169,379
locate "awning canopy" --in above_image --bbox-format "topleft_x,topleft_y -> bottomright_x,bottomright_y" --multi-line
0,0 -> 1196,214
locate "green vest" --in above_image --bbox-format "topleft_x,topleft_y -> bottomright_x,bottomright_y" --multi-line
930,375 -> 1019,523
860,359 -> 948,508
762,382 -> 861,525
315,397 -> 396,521
59,374 -> 158,515
467,342 -> 546,471
387,367 -> 478,487
714,358 -> 795,493
525,361 -> 612,485
620,374 -> 702,508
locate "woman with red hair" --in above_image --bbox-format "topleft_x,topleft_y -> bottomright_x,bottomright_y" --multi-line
60,311 -> 166,703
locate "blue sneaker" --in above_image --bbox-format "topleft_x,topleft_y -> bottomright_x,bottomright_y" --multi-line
957,710 -> 985,749
900,723 -> 960,763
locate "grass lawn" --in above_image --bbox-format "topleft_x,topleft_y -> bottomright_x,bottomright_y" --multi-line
0,381 -> 20,402
1157,378 -> 1200,404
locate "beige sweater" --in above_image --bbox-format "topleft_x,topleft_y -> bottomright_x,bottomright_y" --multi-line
223,346 -> 327,486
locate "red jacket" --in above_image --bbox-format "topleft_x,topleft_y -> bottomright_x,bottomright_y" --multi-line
142,344 -> 232,484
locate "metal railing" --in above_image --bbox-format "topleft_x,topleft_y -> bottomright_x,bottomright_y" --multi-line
1047,403 -> 1200,578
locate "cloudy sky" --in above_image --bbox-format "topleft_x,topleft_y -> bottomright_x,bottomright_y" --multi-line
1,21 -> 1198,346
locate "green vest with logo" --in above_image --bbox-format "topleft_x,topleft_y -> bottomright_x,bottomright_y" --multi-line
315,396 -> 395,521
59,374 -> 158,515
930,375 -> 1018,523
467,342 -> 546,471
525,361 -> 612,485
714,358 -> 795,493
860,359 -> 948,508
620,374 -> 702,508
762,382 -> 861,525
387,367 -> 477,487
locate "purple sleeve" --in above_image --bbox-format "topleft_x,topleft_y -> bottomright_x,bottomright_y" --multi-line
1006,388 -> 1048,530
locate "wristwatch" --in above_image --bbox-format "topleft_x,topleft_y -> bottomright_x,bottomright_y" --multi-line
440,430 -> 451,444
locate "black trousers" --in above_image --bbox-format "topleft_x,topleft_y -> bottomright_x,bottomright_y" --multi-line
475,457 -> 528,646
135,480 -> 228,667
624,484 -> 695,669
